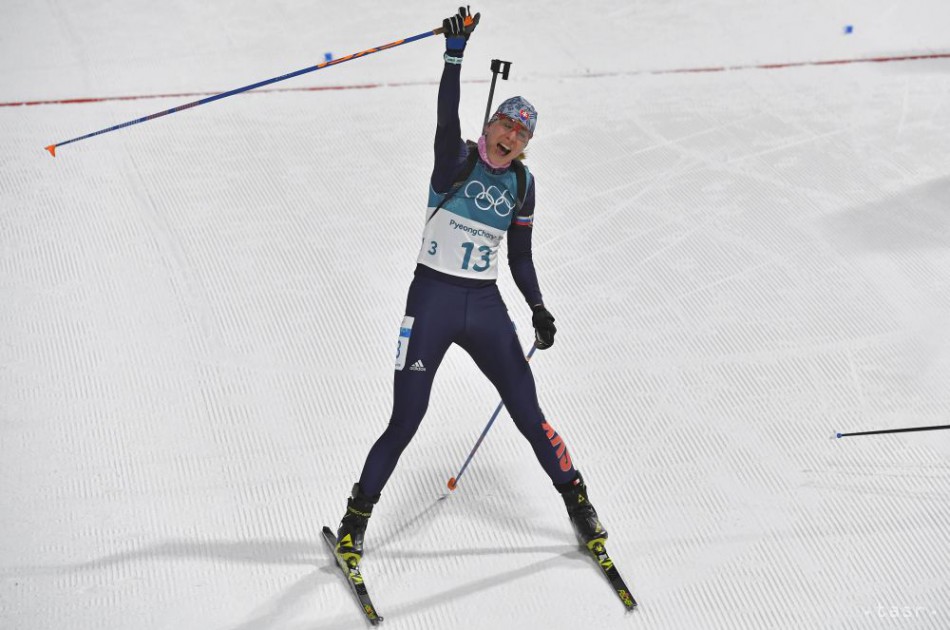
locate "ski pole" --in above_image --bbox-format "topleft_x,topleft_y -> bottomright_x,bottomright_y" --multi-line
835,424 -> 950,438
45,21 -> 465,157
447,342 -> 538,491
482,59 -> 511,127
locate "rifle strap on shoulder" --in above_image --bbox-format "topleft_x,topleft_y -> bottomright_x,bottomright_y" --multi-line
428,141 -> 480,223
510,158 -> 526,215
429,141 -> 528,221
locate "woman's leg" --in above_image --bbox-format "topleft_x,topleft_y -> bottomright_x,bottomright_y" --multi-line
357,277 -> 464,496
457,287 -> 608,543
335,277 -> 465,564
457,286 -> 577,486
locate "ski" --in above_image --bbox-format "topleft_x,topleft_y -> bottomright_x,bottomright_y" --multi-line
583,537 -> 638,610
321,526 -> 384,626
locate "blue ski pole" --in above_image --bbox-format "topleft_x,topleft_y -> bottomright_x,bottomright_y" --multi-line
447,342 -> 539,491
44,20 -> 467,157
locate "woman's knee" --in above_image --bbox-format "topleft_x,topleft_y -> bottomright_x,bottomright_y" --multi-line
380,417 -> 421,450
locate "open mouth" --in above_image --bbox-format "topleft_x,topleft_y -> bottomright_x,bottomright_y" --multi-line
497,142 -> 512,156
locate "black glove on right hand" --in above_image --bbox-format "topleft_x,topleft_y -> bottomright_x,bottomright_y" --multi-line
532,304 -> 557,350
443,5 -> 480,40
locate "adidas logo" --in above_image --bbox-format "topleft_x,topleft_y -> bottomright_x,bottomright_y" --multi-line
409,360 -> 426,372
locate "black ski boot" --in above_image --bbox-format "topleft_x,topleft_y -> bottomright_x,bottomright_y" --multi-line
557,472 -> 608,546
335,483 -> 380,568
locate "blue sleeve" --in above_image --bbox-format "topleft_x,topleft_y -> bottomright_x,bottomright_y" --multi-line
432,42 -> 469,194
507,180 -> 544,307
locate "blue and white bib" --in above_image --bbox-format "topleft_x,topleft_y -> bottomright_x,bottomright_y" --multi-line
416,161 -> 532,280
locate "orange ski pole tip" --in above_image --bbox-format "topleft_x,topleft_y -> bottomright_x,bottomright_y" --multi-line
45,145 -> 57,157
447,477 -> 457,491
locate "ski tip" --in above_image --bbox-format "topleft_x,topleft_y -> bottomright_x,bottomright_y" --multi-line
447,477 -> 457,491
45,145 -> 57,157
618,590 -> 638,610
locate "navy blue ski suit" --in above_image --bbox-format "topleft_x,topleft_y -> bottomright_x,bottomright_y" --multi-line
356,44 -> 577,497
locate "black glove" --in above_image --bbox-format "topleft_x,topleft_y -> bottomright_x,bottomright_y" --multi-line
443,6 -> 480,40
532,304 -> 557,350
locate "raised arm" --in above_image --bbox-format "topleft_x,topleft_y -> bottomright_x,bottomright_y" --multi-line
432,6 -> 480,193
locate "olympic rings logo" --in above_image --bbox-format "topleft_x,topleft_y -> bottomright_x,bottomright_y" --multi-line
464,180 -> 515,217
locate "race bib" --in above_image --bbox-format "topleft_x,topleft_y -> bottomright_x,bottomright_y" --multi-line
417,212 -> 503,279
394,316 -> 414,371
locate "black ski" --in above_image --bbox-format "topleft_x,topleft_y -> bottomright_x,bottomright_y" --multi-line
321,526 -> 384,626
583,538 -> 638,610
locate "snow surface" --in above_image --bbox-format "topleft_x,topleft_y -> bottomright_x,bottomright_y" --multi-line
3,1 -> 950,629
